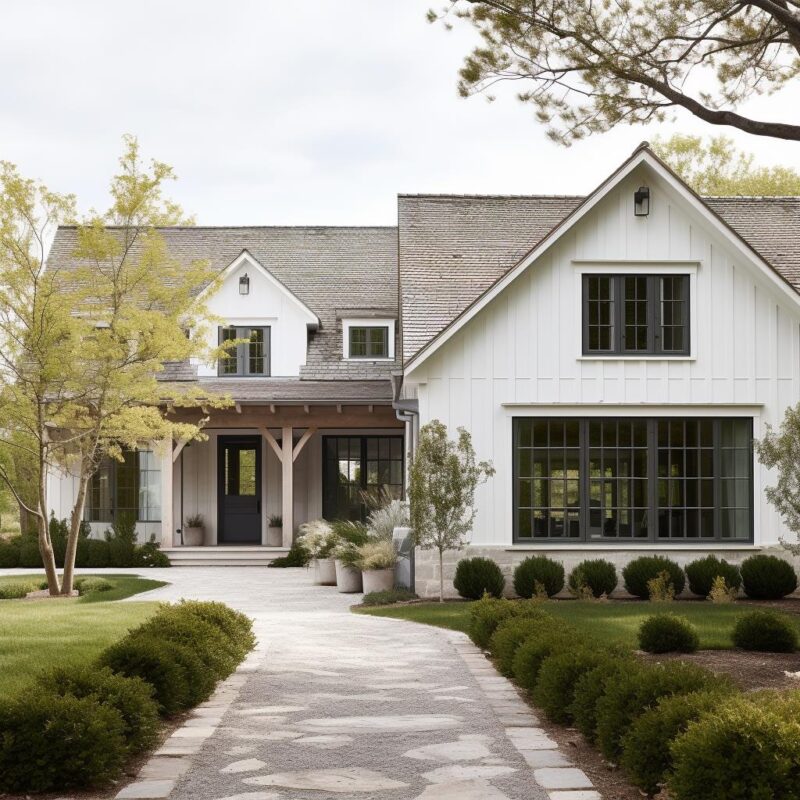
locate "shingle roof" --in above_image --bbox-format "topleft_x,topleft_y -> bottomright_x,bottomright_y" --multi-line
161,378 -> 394,403
47,226 -> 399,382
398,194 -> 800,363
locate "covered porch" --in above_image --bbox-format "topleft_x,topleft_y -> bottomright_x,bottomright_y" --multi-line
160,402 -> 405,562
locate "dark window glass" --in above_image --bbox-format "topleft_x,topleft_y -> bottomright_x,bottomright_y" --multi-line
322,436 -> 403,521
349,326 -> 389,358
218,326 -> 270,376
583,274 -> 689,356
513,417 -> 752,543
86,449 -> 161,523
220,327 -> 238,375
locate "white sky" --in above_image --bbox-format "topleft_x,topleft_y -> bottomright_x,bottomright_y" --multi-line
2,0 -> 800,225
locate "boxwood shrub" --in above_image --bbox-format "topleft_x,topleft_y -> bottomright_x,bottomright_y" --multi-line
513,556 -> 565,598
571,657 -> 632,742
0,692 -> 127,792
623,556 -> 686,599
468,595 -> 542,649
732,609 -> 798,652
0,541 -> 20,568
669,693 -> 800,800
489,612 -> 556,676
595,660 -> 720,761
453,557 -> 506,599
621,690 -> 734,796
85,538 -> 111,567
361,589 -> 418,606
511,629 -> 579,693
568,559 -> 618,598
638,614 -> 700,654
685,555 -> 742,597
740,554 -> 798,600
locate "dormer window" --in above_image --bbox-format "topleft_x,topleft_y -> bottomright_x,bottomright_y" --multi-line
218,326 -> 270,376
342,318 -> 395,361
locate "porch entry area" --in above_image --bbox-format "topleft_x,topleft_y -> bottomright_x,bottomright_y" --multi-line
218,436 -> 262,544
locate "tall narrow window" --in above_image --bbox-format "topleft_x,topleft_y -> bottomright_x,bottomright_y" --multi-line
86,449 -> 161,523
582,274 -> 689,356
217,326 -> 270,376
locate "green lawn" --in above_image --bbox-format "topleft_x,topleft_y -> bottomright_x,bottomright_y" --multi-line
0,573 -> 165,694
356,599 -> 800,650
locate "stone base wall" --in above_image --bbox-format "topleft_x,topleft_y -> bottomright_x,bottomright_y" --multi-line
414,545 -> 800,599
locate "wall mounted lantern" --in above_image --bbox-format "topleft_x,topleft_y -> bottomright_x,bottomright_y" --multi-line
239,273 -> 250,295
634,186 -> 650,217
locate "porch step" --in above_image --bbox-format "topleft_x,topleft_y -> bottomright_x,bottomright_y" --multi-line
161,546 -> 290,567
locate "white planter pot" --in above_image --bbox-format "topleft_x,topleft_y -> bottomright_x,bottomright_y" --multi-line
183,527 -> 204,546
267,526 -> 282,547
314,557 -> 337,586
362,568 -> 395,594
335,559 -> 363,593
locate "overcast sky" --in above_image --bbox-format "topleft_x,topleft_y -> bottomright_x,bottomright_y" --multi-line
2,0 -> 799,226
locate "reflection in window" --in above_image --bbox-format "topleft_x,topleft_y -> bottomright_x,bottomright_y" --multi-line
86,449 -> 161,523
224,447 -> 257,496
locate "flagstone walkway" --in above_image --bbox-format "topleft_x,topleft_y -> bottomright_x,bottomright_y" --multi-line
112,567 -> 598,800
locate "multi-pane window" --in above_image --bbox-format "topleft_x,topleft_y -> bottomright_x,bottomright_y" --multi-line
349,326 -> 389,358
514,417 -> 752,543
582,274 -> 689,356
322,436 -> 403,521
218,326 -> 270,376
86,449 -> 161,523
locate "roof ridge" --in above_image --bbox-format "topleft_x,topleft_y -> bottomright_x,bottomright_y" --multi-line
54,224 -> 398,231
398,193 -> 585,199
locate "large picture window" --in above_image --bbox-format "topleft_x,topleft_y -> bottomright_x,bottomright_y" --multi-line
86,449 -> 161,523
514,417 -> 752,543
322,436 -> 404,521
582,274 -> 690,356
218,326 -> 270,376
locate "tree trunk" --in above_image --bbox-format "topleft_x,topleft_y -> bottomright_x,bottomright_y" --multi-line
18,502 -> 33,536
61,475 -> 90,595
438,549 -> 444,603
37,513 -> 60,595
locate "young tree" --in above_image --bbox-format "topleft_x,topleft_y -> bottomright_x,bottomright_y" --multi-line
654,135 -> 800,196
755,405 -> 800,556
431,1 -> 800,143
408,420 -> 495,601
0,137 -> 228,594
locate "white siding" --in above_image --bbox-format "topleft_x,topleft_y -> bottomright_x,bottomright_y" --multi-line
406,164 -> 800,548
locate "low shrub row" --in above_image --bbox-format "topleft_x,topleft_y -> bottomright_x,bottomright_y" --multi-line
0,515 -> 170,569
469,596 -> 800,798
0,600 -> 255,792
453,552 -> 798,601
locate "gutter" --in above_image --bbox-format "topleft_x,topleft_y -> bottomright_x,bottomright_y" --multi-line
392,370 -> 418,592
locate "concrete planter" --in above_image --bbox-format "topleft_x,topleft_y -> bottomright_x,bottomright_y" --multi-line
314,557 -> 337,586
183,526 -> 204,546
362,568 -> 394,594
335,559 -> 363,593
267,526 -> 282,547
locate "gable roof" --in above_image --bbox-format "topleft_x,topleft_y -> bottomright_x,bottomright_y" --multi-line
400,145 -> 800,371
47,225 -> 399,382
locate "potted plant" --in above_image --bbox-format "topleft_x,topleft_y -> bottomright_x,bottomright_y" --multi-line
356,539 -> 397,594
298,520 -> 337,585
183,513 -> 205,546
267,514 -> 283,546
331,520 -> 369,593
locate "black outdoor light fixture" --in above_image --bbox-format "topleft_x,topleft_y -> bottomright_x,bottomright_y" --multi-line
634,186 -> 650,217
239,273 -> 250,295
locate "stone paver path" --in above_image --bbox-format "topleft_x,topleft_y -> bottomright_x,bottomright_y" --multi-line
101,567 -> 597,799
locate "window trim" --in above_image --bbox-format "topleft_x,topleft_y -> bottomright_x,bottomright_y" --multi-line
512,416 -> 754,545
341,318 -> 395,361
217,325 -> 271,377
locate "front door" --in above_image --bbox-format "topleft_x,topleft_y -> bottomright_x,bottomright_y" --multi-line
218,436 -> 262,544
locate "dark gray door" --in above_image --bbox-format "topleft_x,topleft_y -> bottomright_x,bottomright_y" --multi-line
218,436 -> 262,544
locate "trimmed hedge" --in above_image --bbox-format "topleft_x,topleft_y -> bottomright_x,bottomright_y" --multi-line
489,612 -> 556,676
568,558 -> 618,598
740,554 -> 798,600
454,557 -> 505,599
638,614 -> 699,654
623,556 -> 686,599
669,693 -> 800,800
511,629 -> 578,692
685,555 -> 741,597
513,556 -> 565,598
468,595 -> 543,649
621,690 -> 734,796
732,610 -> 798,652
0,541 -> 20,568
571,657 -> 632,742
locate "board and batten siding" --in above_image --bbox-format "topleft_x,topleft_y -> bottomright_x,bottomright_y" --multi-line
404,165 -> 800,549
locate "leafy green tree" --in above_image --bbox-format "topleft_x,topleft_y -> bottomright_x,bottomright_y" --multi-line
755,406 -> 800,556
408,420 -> 495,601
431,1 -> 800,143
0,137 -> 228,594
654,135 -> 800,195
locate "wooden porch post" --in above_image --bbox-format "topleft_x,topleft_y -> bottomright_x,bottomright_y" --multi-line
160,440 -> 174,547
281,426 -> 293,548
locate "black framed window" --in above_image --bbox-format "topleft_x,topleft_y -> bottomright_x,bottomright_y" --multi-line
218,326 -> 270,376
348,326 -> 389,358
514,417 -> 752,543
322,435 -> 403,521
86,449 -> 161,523
582,274 -> 689,356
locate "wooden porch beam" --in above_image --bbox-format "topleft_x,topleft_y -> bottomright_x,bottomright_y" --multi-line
281,426 -> 293,547
172,438 -> 189,463
259,427 -> 283,463
292,427 -> 317,462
